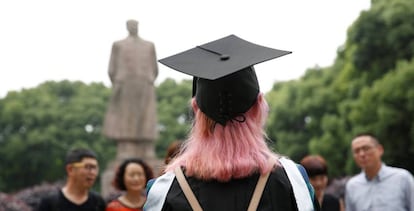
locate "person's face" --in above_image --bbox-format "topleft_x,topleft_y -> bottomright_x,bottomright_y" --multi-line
352,136 -> 383,171
69,157 -> 99,189
309,175 -> 328,196
123,162 -> 147,192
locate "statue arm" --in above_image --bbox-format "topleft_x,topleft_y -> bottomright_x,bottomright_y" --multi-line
108,43 -> 118,84
151,44 -> 159,80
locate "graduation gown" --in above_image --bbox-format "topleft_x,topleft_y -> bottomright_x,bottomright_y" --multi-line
145,158 -> 317,211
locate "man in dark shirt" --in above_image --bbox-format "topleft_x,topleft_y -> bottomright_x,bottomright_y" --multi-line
36,148 -> 105,211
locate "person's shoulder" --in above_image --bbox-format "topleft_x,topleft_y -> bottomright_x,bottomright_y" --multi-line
274,157 -> 317,210
345,173 -> 365,194
387,165 -> 412,175
89,190 -> 104,199
88,191 -> 106,205
106,199 -> 123,209
37,194 -> 54,207
36,189 -> 61,211
146,172 -> 176,193
346,172 -> 364,186
324,193 -> 340,202
388,166 -> 414,182
146,178 -> 156,194
44,188 -> 61,200
322,193 -> 340,210
274,157 -> 309,183
268,164 -> 298,190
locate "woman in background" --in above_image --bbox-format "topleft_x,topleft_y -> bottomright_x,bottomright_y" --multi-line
106,158 -> 154,211
301,155 -> 341,211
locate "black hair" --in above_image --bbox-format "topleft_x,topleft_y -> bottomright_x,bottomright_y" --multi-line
112,158 -> 154,191
65,148 -> 97,165
352,132 -> 380,145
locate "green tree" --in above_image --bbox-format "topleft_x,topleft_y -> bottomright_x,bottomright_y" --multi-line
0,81 -> 116,192
265,65 -> 342,163
155,78 -> 192,157
0,78 -> 195,192
266,0 -> 414,177
348,59 -> 414,173
347,0 -> 414,82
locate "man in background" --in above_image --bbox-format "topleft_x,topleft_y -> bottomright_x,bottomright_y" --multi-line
36,148 -> 105,211
345,133 -> 414,211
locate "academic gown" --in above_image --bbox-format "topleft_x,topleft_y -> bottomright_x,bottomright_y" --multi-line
162,167 -> 297,211
145,158 -> 318,211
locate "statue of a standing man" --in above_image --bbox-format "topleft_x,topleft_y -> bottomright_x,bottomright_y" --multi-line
103,19 -> 158,160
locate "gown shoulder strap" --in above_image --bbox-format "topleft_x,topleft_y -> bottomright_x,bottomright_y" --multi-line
174,167 -> 203,211
247,157 -> 274,211
174,157 -> 275,211
279,157 -> 315,211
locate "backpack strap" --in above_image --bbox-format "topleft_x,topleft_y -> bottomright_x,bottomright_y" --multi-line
174,157 -> 275,211
174,167 -> 203,211
247,157 -> 274,211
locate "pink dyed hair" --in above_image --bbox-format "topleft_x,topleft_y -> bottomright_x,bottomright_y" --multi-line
166,93 -> 280,181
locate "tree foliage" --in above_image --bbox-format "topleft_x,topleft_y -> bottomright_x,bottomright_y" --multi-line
0,78 -> 193,192
155,79 -> 192,157
348,60 -> 414,171
0,81 -> 116,192
266,0 -> 414,177
1,0 -> 414,192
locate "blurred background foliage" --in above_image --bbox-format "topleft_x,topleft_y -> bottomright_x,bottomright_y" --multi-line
1,0 -> 413,194
266,0 -> 414,177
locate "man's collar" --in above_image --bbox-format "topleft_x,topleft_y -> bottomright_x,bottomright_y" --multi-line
363,163 -> 387,181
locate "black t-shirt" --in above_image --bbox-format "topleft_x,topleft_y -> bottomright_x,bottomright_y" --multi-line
321,193 -> 340,211
36,189 -> 105,211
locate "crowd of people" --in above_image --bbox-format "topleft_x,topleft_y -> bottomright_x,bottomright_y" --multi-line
33,132 -> 414,211
35,144 -> 175,211
33,134 -> 414,211
32,34 -> 413,211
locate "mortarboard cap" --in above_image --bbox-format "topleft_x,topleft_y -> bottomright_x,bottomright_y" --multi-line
159,35 -> 291,125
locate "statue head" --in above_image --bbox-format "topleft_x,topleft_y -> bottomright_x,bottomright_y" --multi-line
126,19 -> 138,36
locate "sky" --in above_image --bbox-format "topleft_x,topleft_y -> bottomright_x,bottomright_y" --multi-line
0,0 -> 371,98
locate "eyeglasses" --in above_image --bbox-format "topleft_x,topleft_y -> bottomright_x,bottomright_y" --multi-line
353,145 -> 376,155
72,162 -> 99,172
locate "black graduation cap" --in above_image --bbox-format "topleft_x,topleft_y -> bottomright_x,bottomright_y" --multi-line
159,35 -> 291,125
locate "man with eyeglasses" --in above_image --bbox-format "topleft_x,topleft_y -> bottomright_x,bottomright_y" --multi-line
345,133 -> 414,211
36,148 -> 105,211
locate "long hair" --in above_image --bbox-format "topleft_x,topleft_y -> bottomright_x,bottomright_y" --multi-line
166,93 -> 278,181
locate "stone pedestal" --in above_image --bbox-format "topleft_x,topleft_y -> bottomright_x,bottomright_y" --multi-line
101,140 -> 163,198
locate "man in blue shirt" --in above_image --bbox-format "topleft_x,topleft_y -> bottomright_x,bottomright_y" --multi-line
345,133 -> 414,211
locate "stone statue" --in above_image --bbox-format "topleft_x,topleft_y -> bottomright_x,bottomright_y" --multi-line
103,19 -> 158,146
102,20 -> 161,197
